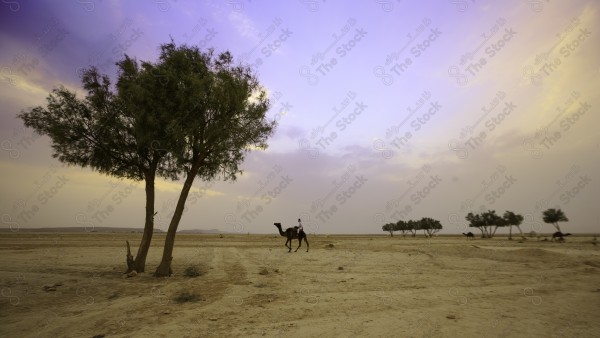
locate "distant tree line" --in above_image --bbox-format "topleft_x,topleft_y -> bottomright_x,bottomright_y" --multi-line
380,208 -> 569,240
466,208 -> 568,239
382,217 -> 442,238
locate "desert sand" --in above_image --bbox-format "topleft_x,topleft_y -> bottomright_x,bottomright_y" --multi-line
1,232 -> 599,337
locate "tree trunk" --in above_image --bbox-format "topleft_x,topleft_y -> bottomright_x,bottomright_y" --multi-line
477,227 -> 485,238
554,222 -> 562,232
126,240 -> 136,273
389,231 -> 393,237
516,225 -> 525,239
154,165 -> 198,277
133,170 -> 156,272
491,226 -> 499,238
508,225 -> 513,240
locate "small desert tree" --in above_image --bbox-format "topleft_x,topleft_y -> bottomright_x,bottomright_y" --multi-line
382,223 -> 395,237
407,219 -> 419,237
420,217 -> 442,237
485,210 -> 506,238
153,43 -> 274,277
503,211 -> 524,240
542,208 -> 568,232
466,211 -> 504,238
466,212 -> 486,238
395,220 -> 408,238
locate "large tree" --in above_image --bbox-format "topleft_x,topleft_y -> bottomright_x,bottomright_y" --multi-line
151,43 -> 274,277
542,208 -> 568,232
18,63 -> 179,273
503,211 -> 524,240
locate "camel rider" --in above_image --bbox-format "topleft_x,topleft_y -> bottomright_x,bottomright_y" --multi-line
298,218 -> 304,236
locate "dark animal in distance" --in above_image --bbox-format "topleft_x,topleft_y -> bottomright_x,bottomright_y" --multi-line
551,231 -> 571,242
462,232 -> 475,240
274,222 -> 309,252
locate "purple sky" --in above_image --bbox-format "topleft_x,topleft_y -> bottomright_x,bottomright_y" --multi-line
1,0 -> 599,234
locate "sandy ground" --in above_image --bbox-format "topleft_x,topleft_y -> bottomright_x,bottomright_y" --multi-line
1,232 -> 599,338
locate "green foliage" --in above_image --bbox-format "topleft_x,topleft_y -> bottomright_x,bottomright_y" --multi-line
18,66 -> 177,181
381,218 -> 443,237
382,223 -> 395,236
503,211 -> 524,226
152,42 -> 275,277
542,208 -> 568,231
466,210 -> 506,238
419,217 -> 443,237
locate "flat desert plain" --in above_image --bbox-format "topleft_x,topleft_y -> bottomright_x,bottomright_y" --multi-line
1,232 -> 599,337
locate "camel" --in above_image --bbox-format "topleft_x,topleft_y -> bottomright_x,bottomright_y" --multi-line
462,232 -> 474,240
274,222 -> 308,252
551,231 -> 571,242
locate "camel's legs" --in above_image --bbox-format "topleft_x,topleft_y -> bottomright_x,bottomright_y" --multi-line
295,237 -> 302,252
304,236 -> 309,252
285,238 -> 292,252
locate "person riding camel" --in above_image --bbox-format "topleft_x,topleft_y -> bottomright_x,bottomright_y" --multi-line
297,218 -> 304,236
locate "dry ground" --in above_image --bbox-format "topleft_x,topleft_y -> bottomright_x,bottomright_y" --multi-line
1,232 -> 599,337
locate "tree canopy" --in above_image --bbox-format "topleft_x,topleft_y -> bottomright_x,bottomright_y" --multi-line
150,42 -> 274,276
380,217 -> 443,238
542,208 -> 568,232
18,61 -> 181,272
19,41 -> 275,276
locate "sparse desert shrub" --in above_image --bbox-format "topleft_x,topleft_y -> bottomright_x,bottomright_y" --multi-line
174,291 -> 201,303
258,267 -> 269,275
184,266 -> 201,277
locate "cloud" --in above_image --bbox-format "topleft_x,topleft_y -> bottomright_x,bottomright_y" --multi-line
228,11 -> 260,41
